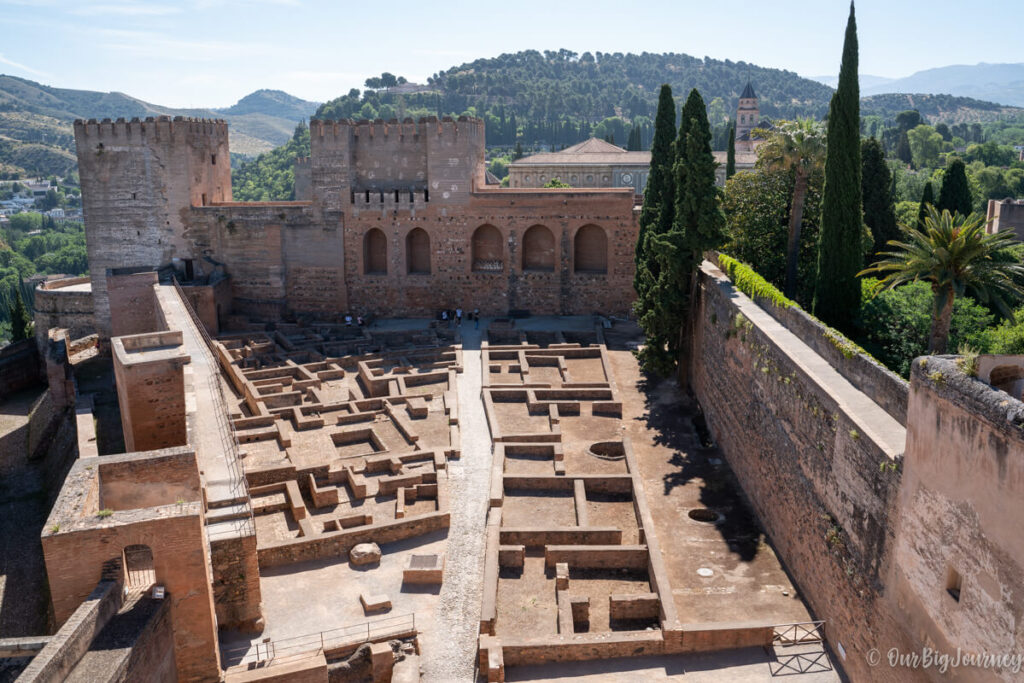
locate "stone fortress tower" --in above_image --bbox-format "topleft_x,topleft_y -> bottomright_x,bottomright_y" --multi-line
74,117 -> 231,338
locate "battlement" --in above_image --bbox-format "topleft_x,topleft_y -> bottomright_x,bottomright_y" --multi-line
310,115 -> 483,142
350,187 -> 429,210
73,116 -> 229,144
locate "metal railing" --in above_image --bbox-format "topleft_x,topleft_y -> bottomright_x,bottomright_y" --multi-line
221,613 -> 417,667
768,620 -> 831,676
170,277 -> 254,538
772,620 -> 825,645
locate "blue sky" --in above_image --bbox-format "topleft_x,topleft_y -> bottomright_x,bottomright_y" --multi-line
1,0 -> 1021,108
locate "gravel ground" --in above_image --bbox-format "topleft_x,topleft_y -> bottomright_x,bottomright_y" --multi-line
420,326 -> 490,682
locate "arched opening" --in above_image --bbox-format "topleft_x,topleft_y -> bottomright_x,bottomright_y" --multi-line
472,224 -> 503,272
407,228 -> 431,274
574,225 -> 607,274
123,544 -> 155,589
522,225 -> 555,272
364,228 -> 387,275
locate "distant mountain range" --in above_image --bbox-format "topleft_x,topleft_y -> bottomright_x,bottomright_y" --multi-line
0,75 -> 319,177
810,63 -> 1024,107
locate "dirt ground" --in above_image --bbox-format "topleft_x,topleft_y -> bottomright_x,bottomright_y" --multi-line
605,326 -> 814,626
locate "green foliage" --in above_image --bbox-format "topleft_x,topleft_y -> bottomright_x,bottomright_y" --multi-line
917,182 -> 935,228
726,124 -> 736,179
862,137 -> 899,256
860,279 -> 995,376
542,177 -> 571,188
231,122 -> 310,202
860,207 -> 1024,353
634,85 -> 677,303
7,286 -> 30,341
717,253 -> 796,309
937,159 -> 974,217
813,2 -> 863,331
907,124 -> 943,168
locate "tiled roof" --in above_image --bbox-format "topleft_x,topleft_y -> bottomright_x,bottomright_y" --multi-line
741,81 -> 757,99
512,138 -> 651,166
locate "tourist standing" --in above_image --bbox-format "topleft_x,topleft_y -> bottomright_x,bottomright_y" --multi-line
474,308 -> 480,329
456,308 -> 463,327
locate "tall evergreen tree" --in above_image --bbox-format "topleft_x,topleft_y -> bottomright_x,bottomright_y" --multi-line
862,137 -> 898,256
812,1 -> 863,331
726,123 -> 736,179
895,130 -> 912,165
8,286 -> 30,342
637,89 -> 725,382
917,182 -> 935,228
633,84 -> 677,303
937,158 -> 974,217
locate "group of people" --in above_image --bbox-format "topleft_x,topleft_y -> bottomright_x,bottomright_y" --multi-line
440,307 -> 481,329
343,314 -> 366,327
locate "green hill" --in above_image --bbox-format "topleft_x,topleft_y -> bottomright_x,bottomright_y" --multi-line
0,75 -> 319,177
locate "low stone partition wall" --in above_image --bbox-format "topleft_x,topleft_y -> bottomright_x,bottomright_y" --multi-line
257,511 -> 450,568
498,527 -> 622,546
543,545 -> 648,569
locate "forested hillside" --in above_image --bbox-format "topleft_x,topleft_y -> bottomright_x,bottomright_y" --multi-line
0,75 -> 319,178
316,50 -> 835,150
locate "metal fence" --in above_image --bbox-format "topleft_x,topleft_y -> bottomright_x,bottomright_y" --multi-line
222,613 -> 417,667
170,277 -> 254,539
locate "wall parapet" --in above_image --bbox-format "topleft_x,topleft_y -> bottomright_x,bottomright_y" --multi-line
713,253 -> 908,425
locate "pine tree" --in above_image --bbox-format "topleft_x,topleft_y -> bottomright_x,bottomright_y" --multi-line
812,1 -> 863,331
917,182 -> 935,228
862,137 -> 898,257
726,122 -> 736,180
937,159 -> 974,217
514,142 -> 523,160
8,286 -> 31,342
634,84 -> 677,303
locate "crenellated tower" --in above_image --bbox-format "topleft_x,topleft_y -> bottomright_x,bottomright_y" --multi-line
74,116 -> 231,337
308,115 -> 485,210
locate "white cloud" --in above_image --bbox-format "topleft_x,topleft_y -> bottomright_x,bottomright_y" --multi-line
0,53 -> 50,78
96,29 -> 281,61
70,3 -> 181,16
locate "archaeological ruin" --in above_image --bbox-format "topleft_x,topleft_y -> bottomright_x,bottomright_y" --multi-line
0,112 -> 1021,683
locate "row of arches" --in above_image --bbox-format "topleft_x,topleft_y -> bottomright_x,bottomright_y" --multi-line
362,224 -> 608,276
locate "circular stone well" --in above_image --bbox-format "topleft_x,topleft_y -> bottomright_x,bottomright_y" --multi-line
688,508 -> 722,524
586,441 -> 626,461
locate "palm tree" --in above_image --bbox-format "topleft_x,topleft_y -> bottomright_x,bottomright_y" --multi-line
859,206 -> 1024,354
755,119 -> 827,298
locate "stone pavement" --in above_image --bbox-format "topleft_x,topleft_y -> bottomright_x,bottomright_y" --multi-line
420,321 -> 491,682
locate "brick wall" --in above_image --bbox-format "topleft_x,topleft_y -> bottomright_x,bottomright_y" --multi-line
210,532 -> 263,631
691,262 -> 918,681
33,278 -> 94,350
0,338 -> 41,396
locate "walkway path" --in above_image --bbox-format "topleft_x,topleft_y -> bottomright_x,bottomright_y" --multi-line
421,322 -> 491,682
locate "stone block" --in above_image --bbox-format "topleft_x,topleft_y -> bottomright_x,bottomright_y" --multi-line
350,542 -> 381,566
403,553 -> 445,584
555,562 -> 569,590
369,641 -> 394,683
498,545 -> 525,568
360,593 -> 391,614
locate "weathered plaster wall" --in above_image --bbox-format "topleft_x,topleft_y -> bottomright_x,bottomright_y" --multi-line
889,357 -> 1024,682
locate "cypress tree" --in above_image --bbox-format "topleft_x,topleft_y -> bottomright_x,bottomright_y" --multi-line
895,130 -> 912,166
634,84 -> 677,302
812,1 -> 863,331
637,88 -> 725,381
726,123 -> 736,180
917,182 -> 935,228
862,137 -> 898,256
937,159 -> 974,217
8,286 -> 30,342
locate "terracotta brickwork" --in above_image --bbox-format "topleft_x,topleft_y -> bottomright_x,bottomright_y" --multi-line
74,116 -> 638,332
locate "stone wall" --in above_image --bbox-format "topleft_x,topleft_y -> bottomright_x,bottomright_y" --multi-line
691,261 -> 917,681
33,277 -> 94,351
888,357 -> 1024,682
106,271 -> 159,338
75,117 -> 231,337
210,533 -> 263,631
0,338 -> 40,397
988,198 -> 1024,240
